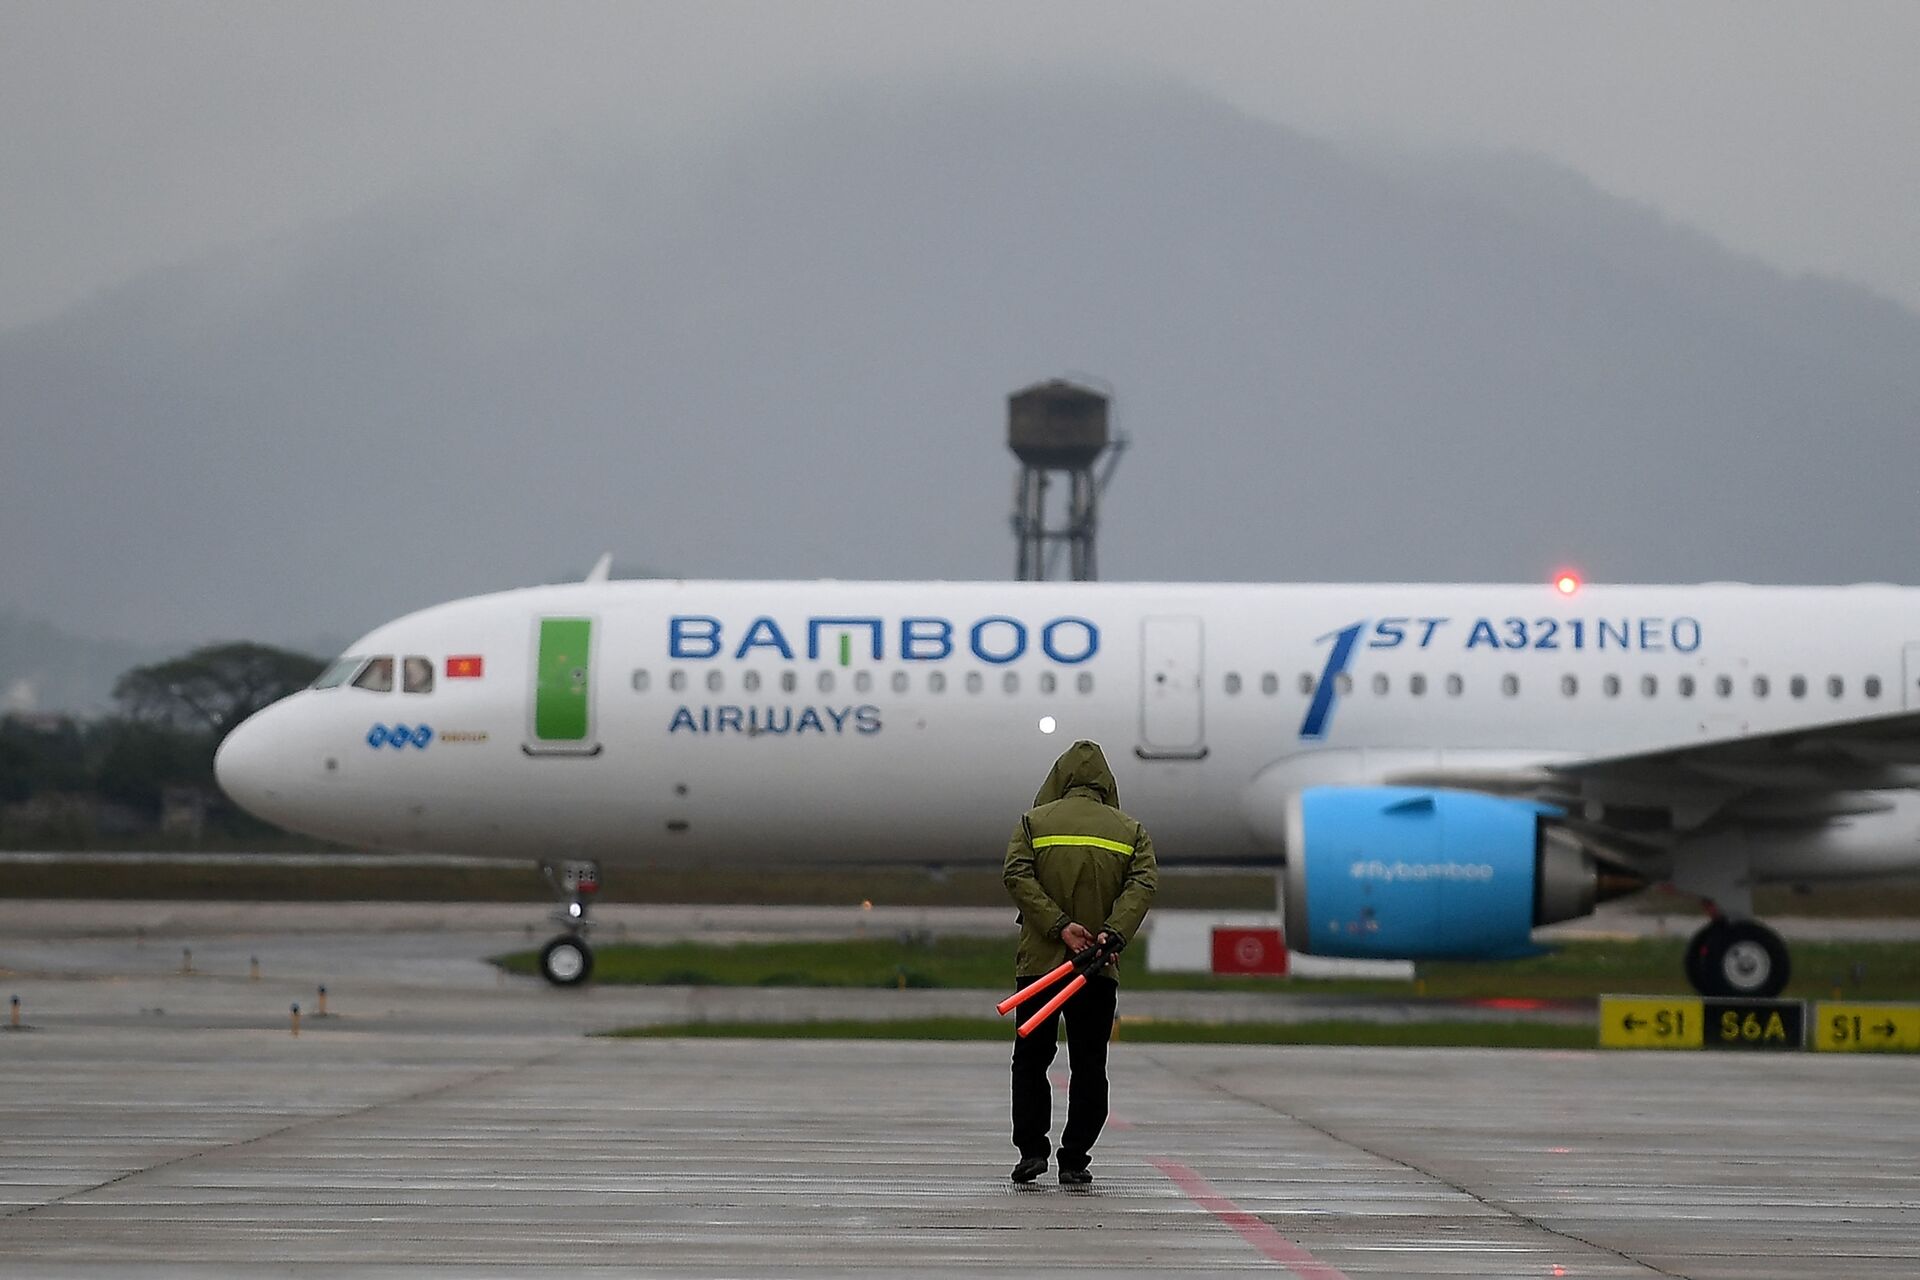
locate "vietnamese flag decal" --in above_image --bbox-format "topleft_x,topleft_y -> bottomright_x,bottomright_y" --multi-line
446,655 -> 485,679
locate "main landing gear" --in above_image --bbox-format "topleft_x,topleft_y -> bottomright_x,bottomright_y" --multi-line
538,859 -> 600,986
1684,917 -> 1791,998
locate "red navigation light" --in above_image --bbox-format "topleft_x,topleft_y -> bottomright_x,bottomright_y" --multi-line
1553,571 -> 1581,596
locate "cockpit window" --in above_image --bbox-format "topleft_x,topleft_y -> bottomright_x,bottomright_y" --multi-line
402,656 -> 435,694
352,656 -> 396,692
312,656 -> 364,690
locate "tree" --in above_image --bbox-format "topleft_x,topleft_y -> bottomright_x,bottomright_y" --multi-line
112,643 -> 326,739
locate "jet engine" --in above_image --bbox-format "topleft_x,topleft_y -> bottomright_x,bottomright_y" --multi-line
1283,786 -> 1626,960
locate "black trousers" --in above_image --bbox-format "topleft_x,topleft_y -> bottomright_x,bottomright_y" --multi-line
1010,973 -> 1118,1170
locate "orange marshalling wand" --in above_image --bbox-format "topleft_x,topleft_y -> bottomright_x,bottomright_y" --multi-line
1016,974 -> 1088,1037
994,955 -> 1077,1016
994,938 -> 1119,1037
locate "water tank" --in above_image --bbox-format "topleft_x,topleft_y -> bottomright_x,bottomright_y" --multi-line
1008,380 -> 1109,469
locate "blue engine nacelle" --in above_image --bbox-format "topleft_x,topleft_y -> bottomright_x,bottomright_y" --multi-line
1282,787 -> 1601,960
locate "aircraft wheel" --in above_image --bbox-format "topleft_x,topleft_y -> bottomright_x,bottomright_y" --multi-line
1689,919 -> 1788,998
1683,919 -> 1725,994
540,934 -> 594,986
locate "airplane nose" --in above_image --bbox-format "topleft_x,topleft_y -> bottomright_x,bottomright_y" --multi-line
214,707 -> 280,819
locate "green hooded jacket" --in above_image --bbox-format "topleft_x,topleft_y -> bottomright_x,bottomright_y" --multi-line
1003,740 -> 1159,980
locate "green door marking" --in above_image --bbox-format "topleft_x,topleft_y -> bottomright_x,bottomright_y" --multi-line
535,618 -> 592,741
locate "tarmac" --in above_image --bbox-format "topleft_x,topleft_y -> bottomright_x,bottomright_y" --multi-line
2,902 -> 1919,1278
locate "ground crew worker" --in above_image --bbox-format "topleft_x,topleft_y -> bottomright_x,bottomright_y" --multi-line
1002,739 -> 1158,1186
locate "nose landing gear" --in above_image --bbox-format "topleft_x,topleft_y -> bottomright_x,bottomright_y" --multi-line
538,860 -> 600,986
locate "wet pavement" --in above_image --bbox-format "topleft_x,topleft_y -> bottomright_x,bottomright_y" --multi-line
1,902 -> 1916,1277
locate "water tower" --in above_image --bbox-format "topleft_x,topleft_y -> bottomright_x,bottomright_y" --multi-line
1008,379 -> 1125,581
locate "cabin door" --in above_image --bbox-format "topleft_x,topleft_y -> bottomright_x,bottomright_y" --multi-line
1138,615 -> 1207,759
525,616 -> 602,756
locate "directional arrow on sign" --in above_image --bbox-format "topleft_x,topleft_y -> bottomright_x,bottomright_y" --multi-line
1623,1014 -> 1645,1031
1875,1020 -> 1898,1038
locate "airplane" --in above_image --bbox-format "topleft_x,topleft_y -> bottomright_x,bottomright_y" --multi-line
213,568 -> 1920,992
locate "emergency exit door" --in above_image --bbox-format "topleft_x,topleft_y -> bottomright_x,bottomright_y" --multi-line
1905,643 -> 1920,710
524,616 -> 602,756
1138,615 -> 1207,759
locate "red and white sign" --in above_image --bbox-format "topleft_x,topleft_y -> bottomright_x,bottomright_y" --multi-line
446,655 -> 485,679
1210,927 -> 1288,976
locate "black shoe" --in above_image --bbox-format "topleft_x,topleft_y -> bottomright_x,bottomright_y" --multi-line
1059,1166 -> 1093,1186
1010,1156 -> 1047,1184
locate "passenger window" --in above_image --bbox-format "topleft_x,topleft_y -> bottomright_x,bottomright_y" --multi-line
743,670 -> 761,693
966,672 -> 983,694
892,671 -> 910,694
707,670 -> 724,693
1501,674 -> 1519,697
1076,672 -> 1093,695
781,671 -> 798,694
818,671 -> 835,694
1298,673 -> 1315,696
1866,676 -> 1883,699
1679,675 -> 1696,698
1002,672 -> 1019,694
632,669 -> 650,693
313,655 -> 364,689
1603,675 -> 1620,698
1715,675 -> 1732,698
1039,672 -> 1056,695
669,670 -> 688,693
1371,673 -> 1389,696
854,671 -> 873,694
352,656 -> 395,693
1752,675 -> 1769,699
1561,674 -> 1578,698
1261,673 -> 1278,696
1445,674 -> 1463,697
402,656 -> 434,694
1336,674 -> 1353,696
1224,673 -> 1242,695
929,671 -> 947,694
1408,673 -> 1426,697
1827,676 -> 1844,699
1641,674 -> 1657,698
1789,675 -> 1806,699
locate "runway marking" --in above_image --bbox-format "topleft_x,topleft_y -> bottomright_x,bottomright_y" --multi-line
1170,1057 -> 1687,1279
1148,1157 -> 1350,1279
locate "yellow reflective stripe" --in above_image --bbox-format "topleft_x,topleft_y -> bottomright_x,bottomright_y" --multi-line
1032,834 -> 1134,856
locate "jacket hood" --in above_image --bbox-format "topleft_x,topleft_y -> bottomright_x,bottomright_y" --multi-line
1033,740 -> 1119,808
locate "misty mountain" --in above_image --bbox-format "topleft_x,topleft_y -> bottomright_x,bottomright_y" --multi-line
5,77 -> 1918,650
0,610 -> 159,715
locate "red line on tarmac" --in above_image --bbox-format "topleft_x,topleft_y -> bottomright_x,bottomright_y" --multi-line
1148,1157 -> 1350,1279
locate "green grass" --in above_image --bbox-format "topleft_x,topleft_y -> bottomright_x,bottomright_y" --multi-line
493,935 -> 1920,1001
0,860 -> 1271,907
604,1017 -> 1596,1049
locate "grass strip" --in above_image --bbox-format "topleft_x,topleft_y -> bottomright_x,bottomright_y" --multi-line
604,1017 -> 1597,1049
495,936 -> 1920,1001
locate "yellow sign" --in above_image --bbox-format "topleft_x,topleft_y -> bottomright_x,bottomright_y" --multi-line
1814,1003 -> 1920,1053
1599,996 -> 1703,1049
1704,999 -> 1804,1051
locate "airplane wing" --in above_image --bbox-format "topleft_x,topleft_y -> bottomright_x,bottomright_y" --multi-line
1383,710 -> 1920,860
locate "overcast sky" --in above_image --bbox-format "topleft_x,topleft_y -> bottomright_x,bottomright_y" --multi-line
5,1 -> 1920,332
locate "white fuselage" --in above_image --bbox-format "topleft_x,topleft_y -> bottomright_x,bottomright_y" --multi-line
214,580 -> 1920,883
